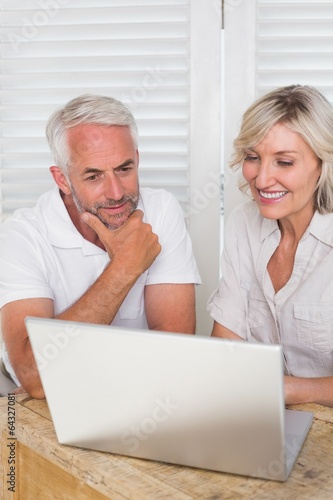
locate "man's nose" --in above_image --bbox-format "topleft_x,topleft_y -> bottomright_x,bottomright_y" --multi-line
104,175 -> 124,200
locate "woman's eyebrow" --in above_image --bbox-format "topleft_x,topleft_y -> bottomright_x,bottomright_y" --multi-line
274,150 -> 298,155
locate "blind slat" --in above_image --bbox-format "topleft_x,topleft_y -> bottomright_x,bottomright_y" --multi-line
258,5 -> 333,19
1,6 -> 189,24
256,1 -> 333,102
1,40 -> 188,58
1,0 -> 188,12
1,56 -> 188,73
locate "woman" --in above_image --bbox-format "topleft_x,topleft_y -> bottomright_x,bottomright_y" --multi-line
208,85 -> 333,407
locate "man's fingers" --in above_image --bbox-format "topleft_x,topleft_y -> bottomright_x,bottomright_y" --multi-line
81,212 -> 110,238
81,209 -> 160,275
81,209 -> 144,233
80,210 -> 146,252
123,209 -> 144,225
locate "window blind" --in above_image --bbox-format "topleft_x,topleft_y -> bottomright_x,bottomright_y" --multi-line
0,0 -> 191,220
256,0 -> 333,102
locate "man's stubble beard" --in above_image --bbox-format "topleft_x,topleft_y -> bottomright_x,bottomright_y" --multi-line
71,186 -> 140,230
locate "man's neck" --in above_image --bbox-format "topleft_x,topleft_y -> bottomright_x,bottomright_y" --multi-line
59,190 -> 105,250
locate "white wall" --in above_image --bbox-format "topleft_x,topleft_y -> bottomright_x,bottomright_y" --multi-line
189,0 -> 222,335
223,0 -> 256,222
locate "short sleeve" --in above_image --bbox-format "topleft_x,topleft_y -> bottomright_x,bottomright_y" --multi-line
0,222 -> 54,308
142,190 -> 201,285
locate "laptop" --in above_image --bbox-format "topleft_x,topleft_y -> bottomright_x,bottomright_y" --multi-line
25,316 -> 313,482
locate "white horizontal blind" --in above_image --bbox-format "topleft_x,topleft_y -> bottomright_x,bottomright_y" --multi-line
256,0 -> 333,102
0,0 -> 191,221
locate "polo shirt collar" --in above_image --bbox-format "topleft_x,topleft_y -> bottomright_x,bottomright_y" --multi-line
41,187 -> 106,256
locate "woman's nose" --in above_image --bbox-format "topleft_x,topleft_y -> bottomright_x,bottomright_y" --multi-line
255,161 -> 274,189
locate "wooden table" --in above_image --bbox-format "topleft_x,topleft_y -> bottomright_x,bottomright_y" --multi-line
0,395 -> 332,499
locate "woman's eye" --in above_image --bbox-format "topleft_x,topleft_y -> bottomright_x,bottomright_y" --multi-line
277,160 -> 293,167
244,155 -> 259,162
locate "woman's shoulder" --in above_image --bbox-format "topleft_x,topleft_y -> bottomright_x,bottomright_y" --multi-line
227,200 -> 261,225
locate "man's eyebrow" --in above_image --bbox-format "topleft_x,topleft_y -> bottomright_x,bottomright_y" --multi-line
82,167 -> 102,175
82,159 -> 135,175
114,159 -> 135,169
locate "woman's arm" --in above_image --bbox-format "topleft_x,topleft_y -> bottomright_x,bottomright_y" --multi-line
284,375 -> 333,408
212,321 -> 333,408
211,321 -> 244,340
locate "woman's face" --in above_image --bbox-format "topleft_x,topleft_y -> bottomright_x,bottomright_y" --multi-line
242,122 -> 321,226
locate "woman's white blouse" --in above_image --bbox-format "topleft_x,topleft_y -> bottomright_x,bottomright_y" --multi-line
208,201 -> 333,377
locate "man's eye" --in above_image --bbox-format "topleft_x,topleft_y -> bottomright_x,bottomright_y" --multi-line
117,167 -> 132,174
86,174 -> 99,181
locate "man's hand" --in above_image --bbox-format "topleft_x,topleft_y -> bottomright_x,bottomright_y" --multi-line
2,211 -> 161,399
82,209 -> 161,280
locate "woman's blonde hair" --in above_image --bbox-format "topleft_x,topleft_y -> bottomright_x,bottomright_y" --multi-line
230,85 -> 333,213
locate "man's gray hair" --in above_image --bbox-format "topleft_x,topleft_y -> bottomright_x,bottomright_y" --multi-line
46,94 -> 138,175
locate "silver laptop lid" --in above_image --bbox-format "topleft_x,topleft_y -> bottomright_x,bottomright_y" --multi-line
26,317 -> 298,481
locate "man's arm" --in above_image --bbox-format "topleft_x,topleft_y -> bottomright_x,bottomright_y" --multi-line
1,298 -> 54,399
145,283 -> 196,334
1,210 -> 161,399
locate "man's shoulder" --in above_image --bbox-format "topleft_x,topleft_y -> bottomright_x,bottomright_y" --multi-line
0,188 -> 59,237
139,187 -> 179,214
140,187 -> 175,203
139,188 -> 185,235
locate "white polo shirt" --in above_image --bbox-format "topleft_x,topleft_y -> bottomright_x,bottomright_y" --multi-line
0,187 -> 201,384
208,201 -> 333,378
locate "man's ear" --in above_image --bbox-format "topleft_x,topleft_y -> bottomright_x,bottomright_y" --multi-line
49,166 -> 71,195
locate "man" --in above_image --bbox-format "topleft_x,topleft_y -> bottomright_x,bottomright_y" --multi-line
0,94 -> 201,399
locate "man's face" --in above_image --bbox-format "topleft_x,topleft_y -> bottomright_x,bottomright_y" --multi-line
66,124 -> 139,230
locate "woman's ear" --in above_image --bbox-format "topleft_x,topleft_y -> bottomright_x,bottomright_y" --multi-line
49,166 -> 71,195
